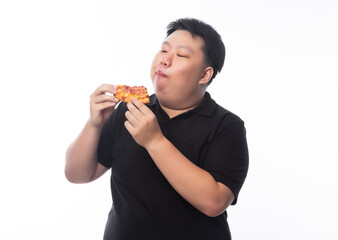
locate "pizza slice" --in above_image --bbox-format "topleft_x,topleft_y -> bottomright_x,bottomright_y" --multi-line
114,85 -> 150,104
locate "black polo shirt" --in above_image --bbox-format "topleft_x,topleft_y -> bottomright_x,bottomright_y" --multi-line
98,92 -> 249,240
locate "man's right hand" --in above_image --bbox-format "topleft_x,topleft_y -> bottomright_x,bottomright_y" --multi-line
89,84 -> 120,128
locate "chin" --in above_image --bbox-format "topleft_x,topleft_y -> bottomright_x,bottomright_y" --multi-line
155,92 -> 170,105
157,95 -> 185,110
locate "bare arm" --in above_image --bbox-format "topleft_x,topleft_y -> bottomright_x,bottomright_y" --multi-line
65,84 -> 119,183
124,98 -> 234,217
146,138 -> 234,217
65,120 -> 109,183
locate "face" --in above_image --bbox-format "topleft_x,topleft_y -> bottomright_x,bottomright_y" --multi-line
150,30 -> 210,110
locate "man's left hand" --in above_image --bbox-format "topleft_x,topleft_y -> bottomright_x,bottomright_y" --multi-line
124,98 -> 164,148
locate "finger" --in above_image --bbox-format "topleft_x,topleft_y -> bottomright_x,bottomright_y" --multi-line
92,94 -> 119,104
125,110 -> 138,127
130,97 -> 153,115
124,120 -> 135,135
93,101 -> 117,112
92,84 -> 117,97
127,101 -> 144,120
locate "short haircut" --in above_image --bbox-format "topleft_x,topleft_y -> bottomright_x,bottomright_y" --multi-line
166,18 -> 226,84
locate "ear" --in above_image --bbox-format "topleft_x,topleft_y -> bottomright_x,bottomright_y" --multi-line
199,67 -> 214,85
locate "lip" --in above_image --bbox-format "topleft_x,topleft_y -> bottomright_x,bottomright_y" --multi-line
156,70 -> 168,78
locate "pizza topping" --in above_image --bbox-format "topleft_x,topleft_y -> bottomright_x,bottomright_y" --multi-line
114,85 -> 150,104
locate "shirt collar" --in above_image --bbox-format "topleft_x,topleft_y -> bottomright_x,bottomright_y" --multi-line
147,92 -> 217,118
148,94 -> 158,107
191,92 -> 217,117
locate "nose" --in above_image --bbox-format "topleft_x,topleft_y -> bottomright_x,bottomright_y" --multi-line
160,57 -> 171,67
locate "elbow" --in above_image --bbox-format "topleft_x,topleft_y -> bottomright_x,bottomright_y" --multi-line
64,150 -> 88,184
64,167 -> 78,183
201,183 -> 235,217
64,149 -> 76,183
200,195 -> 234,217
64,164 -> 86,184
64,168 -> 90,184
64,171 -> 88,184
64,163 -> 95,184
201,202 -> 226,218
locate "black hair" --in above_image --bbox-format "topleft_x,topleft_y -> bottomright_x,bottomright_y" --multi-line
166,18 -> 225,84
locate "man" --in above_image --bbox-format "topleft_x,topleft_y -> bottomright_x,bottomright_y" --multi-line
65,18 -> 249,240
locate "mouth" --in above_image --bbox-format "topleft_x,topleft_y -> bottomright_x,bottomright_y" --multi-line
156,70 -> 168,78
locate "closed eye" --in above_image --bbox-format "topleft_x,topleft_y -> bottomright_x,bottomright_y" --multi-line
177,54 -> 187,58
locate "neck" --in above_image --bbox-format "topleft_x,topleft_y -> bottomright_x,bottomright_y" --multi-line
160,96 -> 204,119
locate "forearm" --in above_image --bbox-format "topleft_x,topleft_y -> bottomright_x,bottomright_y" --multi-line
65,120 -> 102,183
146,137 -> 231,217
124,98 -> 233,216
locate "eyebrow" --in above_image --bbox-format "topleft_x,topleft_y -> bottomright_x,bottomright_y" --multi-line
162,41 -> 194,53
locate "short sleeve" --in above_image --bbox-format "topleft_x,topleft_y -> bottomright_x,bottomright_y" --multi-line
97,122 -> 114,168
97,103 -> 125,168
202,119 -> 249,205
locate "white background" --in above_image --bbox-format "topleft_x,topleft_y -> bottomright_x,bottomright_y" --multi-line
1,0 -> 337,239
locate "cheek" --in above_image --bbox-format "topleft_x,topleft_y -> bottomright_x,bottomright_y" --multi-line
150,55 -> 160,78
150,63 -> 156,81
177,63 -> 202,83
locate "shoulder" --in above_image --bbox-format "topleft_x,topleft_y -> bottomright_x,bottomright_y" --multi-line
195,92 -> 245,131
212,105 -> 246,140
204,91 -> 244,128
214,104 -> 244,126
